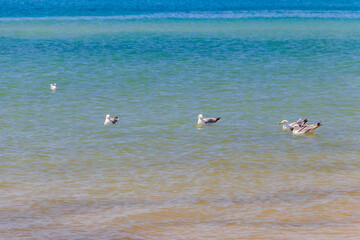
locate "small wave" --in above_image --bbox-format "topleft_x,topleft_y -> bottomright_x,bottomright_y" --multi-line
1,10 -> 360,22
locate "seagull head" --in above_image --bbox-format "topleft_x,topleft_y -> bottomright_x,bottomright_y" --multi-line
290,124 -> 300,131
106,114 -> 110,119
198,114 -> 203,119
278,120 -> 288,125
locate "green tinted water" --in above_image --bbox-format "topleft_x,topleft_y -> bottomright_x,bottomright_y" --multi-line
1,16 -> 360,239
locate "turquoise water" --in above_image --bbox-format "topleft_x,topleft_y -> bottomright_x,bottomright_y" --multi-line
1,12 -> 360,239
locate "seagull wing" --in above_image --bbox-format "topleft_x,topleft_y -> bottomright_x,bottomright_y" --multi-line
203,117 -> 221,124
298,121 -> 322,133
110,116 -> 119,124
290,119 -> 308,128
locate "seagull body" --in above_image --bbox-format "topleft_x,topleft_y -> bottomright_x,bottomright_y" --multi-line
197,114 -> 221,125
278,118 -> 308,131
104,114 -> 119,125
50,83 -> 57,90
291,121 -> 322,135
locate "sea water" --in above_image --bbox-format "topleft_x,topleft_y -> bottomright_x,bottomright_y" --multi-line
1,4 -> 360,240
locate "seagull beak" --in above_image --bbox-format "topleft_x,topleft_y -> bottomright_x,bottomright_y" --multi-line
278,122 -> 282,125
290,127 -> 294,130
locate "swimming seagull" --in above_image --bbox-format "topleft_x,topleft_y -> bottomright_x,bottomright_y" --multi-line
290,121 -> 322,135
197,114 -> 221,125
278,118 -> 308,131
50,83 -> 57,90
104,114 -> 119,125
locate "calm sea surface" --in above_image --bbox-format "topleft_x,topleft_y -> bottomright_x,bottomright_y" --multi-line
1,8 -> 360,239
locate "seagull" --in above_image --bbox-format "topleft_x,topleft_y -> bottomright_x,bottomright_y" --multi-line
278,118 -> 308,131
197,114 -> 221,125
290,121 -> 322,135
104,114 -> 119,125
50,83 -> 57,90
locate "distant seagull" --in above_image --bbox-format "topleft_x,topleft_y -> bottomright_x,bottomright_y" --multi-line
50,83 -> 57,90
104,114 -> 119,125
290,121 -> 322,135
278,118 -> 308,131
197,114 -> 221,125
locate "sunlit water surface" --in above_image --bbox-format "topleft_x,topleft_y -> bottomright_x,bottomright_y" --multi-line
1,12 -> 360,239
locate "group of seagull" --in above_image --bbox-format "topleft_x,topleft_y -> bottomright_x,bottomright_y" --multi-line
51,83 -> 322,135
104,113 -> 322,135
278,118 -> 322,135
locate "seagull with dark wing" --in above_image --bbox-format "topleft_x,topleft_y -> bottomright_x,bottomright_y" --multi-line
290,121 -> 322,135
197,114 -> 221,125
278,118 -> 308,131
104,114 -> 119,125
50,83 -> 57,90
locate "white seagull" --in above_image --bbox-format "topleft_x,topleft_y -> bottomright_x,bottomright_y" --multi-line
50,83 -> 57,90
197,114 -> 221,125
278,118 -> 308,131
104,114 -> 119,125
290,121 -> 322,135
